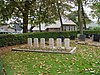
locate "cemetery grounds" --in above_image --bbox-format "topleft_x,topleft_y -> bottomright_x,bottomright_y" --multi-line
0,41 -> 100,75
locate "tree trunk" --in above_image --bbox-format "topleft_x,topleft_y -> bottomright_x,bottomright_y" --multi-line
30,26 -> 35,32
38,4 -> 42,32
39,23 -> 42,32
81,1 -> 87,30
23,12 -> 28,33
77,0 -> 83,35
59,14 -> 63,31
23,1 -> 29,33
57,1 -> 63,31
97,17 -> 100,23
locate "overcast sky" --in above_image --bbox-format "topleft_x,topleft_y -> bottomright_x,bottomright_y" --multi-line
83,4 -> 98,22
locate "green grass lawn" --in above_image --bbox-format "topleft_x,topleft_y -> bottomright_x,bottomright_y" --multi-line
0,43 -> 100,75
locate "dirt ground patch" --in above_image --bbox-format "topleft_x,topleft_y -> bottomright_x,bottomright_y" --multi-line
0,44 -> 27,57
0,46 -> 14,57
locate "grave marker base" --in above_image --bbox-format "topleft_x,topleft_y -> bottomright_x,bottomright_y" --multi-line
12,47 -> 76,54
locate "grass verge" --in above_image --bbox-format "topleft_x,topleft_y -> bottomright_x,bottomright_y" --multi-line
0,43 -> 100,75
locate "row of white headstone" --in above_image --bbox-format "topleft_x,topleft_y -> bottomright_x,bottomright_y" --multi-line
28,38 -> 71,49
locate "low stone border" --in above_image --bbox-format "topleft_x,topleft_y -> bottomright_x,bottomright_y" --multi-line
77,41 -> 100,47
12,47 -> 76,54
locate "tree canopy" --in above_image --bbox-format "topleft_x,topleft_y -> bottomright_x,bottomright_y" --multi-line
0,0 -> 99,33
91,2 -> 100,24
0,0 -> 74,33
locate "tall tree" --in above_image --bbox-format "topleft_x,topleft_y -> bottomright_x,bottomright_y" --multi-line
57,0 -> 63,31
0,0 -> 60,32
33,0 -> 72,32
0,0 -> 36,33
56,0 -> 73,31
33,0 -> 59,32
81,1 -> 87,29
77,0 -> 83,34
0,0 -> 75,33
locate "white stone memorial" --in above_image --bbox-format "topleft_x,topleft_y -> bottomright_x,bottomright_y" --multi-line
77,34 -> 80,38
91,35 -> 94,41
56,38 -> 62,48
40,38 -> 45,48
28,38 -> 32,47
49,38 -> 54,49
34,38 -> 39,48
64,38 -> 71,49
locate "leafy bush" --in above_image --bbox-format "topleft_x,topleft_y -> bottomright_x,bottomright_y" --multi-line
88,26 -> 100,30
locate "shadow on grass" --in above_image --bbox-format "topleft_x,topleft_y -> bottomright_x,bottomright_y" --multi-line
0,60 -> 7,75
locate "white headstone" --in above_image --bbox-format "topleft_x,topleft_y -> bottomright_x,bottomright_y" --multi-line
56,38 -> 62,48
64,38 -> 71,49
77,34 -> 80,38
34,38 -> 39,48
49,38 -> 54,49
28,38 -> 32,47
91,35 -> 94,41
40,38 -> 45,48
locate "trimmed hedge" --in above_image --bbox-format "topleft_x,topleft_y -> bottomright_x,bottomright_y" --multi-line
0,31 -> 77,47
0,34 -> 29,47
83,30 -> 100,34
0,30 -> 100,47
